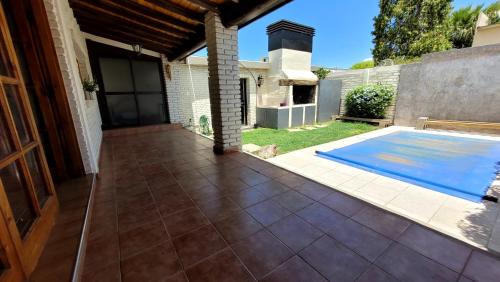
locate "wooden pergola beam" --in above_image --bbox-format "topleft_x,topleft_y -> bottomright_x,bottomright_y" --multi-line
92,0 -> 195,34
70,0 -> 189,39
73,10 -> 184,46
186,0 -> 219,12
131,0 -> 204,25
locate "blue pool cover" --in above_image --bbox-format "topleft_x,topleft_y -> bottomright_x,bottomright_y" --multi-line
316,131 -> 500,202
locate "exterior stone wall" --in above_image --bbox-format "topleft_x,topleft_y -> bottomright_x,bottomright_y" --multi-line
395,44 -> 500,126
325,65 -> 401,121
44,0 -> 102,173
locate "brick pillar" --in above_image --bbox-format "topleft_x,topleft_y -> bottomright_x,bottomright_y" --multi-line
205,12 -> 241,154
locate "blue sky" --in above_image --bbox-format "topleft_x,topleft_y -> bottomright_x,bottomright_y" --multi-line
194,0 -> 497,69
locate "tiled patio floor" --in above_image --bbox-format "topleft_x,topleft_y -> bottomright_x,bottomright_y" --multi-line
82,128 -> 500,281
269,126 -> 500,255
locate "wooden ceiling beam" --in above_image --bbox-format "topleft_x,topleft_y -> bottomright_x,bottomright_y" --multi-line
185,0 -> 218,12
78,21 -> 177,49
131,0 -> 204,25
90,0 -> 195,34
81,28 -> 172,55
70,0 -> 189,39
73,10 -> 183,46
220,0 -> 291,28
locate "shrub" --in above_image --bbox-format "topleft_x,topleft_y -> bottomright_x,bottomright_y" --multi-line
313,67 -> 331,80
199,115 -> 212,135
351,60 -> 374,70
344,84 -> 395,119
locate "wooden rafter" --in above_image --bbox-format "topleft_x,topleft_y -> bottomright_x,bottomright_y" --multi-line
70,0 -> 189,39
186,0 -> 219,12
131,0 -> 204,25
91,0 -> 195,34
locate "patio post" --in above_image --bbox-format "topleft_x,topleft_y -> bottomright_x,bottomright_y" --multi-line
204,11 -> 241,154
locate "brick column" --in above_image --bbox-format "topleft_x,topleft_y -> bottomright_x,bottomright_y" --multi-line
205,12 -> 241,154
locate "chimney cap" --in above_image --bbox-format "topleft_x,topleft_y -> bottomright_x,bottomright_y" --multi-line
267,20 -> 315,36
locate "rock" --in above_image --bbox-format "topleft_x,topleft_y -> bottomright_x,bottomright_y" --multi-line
255,144 -> 278,159
242,144 -> 261,153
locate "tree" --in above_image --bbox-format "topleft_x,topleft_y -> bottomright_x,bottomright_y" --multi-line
450,5 -> 483,48
372,0 -> 452,64
351,60 -> 374,69
312,67 -> 331,80
484,1 -> 500,24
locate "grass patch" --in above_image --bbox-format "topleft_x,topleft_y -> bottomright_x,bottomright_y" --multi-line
242,121 -> 377,155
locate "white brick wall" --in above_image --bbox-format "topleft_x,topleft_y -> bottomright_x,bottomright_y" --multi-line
163,59 -> 267,129
44,0 -> 102,173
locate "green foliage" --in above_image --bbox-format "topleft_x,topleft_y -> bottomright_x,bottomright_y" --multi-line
372,0 -> 452,64
485,1 -> 500,24
312,67 -> 331,80
351,60 -> 374,70
450,5 -> 483,48
82,78 -> 98,93
243,121 -> 376,155
345,84 -> 395,119
199,115 -> 212,136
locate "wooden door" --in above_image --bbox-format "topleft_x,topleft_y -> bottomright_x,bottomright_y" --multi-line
0,1 -> 58,278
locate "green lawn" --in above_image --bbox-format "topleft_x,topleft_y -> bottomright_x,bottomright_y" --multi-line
242,121 -> 377,155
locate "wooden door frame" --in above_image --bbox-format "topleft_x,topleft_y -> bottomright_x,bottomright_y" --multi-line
5,0 -> 85,179
0,0 -> 58,277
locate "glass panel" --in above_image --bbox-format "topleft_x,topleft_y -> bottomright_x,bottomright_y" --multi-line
25,150 -> 49,208
0,161 -> 37,237
0,35 -> 12,77
99,58 -> 133,92
137,94 -> 165,125
105,95 -> 138,126
132,60 -> 162,92
0,110 -> 15,160
4,85 -> 32,145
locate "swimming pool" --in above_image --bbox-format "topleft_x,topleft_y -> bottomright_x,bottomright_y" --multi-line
316,131 -> 500,202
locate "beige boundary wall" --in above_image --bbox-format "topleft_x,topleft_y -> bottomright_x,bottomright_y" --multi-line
325,65 -> 401,121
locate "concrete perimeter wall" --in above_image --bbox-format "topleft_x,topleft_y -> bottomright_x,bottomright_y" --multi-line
395,44 -> 500,126
325,65 -> 401,121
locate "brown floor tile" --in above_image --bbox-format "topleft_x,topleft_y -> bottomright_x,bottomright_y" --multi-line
328,218 -> 392,262
165,272 -> 188,282
118,204 -> 161,232
245,200 -> 291,226
261,256 -> 327,282
239,171 -> 270,186
173,225 -> 227,267
185,184 -> 225,203
232,230 -> 293,279
185,249 -> 254,282
356,266 -> 398,282
296,203 -> 347,232
375,243 -> 459,281
81,260 -> 121,282
209,177 -> 250,194
463,250 -> 500,282
352,206 -> 411,239
163,207 -> 209,238
140,163 -> 169,177
196,196 -> 241,221
156,193 -> 196,217
299,235 -> 370,281
121,242 -> 182,282
319,190 -> 366,217
268,214 -> 323,252
119,220 -> 168,258
214,210 -> 263,244
273,190 -> 314,212
294,181 -> 332,201
253,180 -> 290,197
398,224 -> 471,272
117,191 -> 154,214
83,235 -> 120,274
275,173 -> 308,188
229,187 -> 268,208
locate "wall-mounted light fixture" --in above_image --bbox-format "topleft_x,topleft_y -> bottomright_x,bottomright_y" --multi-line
257,75 -> 264,87
132,44 -> 142,56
